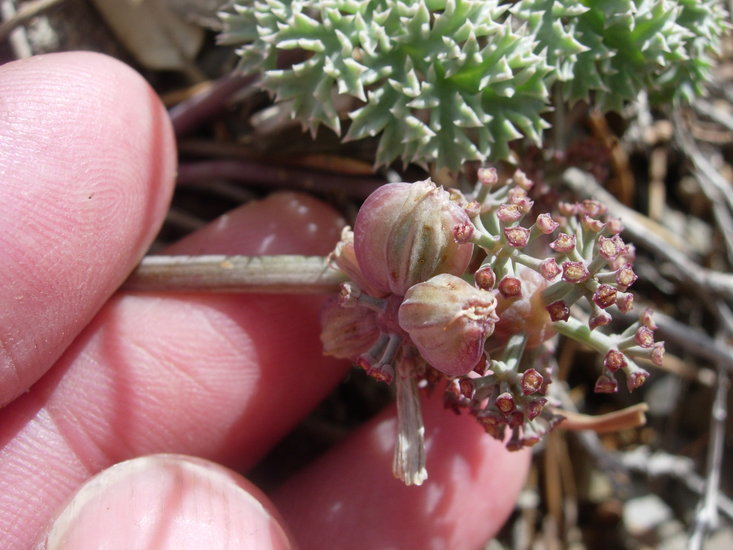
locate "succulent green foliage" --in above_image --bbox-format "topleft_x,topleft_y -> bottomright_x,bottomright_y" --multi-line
220,0 -> 551,171
511,0 -> 728,110
220,0 -> 726,171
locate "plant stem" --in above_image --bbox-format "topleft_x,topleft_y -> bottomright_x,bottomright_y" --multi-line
122,254 -> 345,294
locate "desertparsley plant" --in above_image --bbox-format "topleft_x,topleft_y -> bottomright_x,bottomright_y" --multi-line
219,0 -> 726,171
320,170 -> 662,485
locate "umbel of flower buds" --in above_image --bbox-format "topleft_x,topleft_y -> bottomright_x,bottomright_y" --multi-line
354,180 -> 474,296
398,274 -> 499,376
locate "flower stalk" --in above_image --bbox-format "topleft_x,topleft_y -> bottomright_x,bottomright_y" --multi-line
123,254 -> 344,294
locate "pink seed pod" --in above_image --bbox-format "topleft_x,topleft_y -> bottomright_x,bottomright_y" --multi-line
320,297 -> 379,360
354,180 -> 474,296
398,273 -> 498,376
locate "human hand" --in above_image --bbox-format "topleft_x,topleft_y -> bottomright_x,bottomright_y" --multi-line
0,52 -> 529,549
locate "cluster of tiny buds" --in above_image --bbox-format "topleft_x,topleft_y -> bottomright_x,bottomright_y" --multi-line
471,168 -> 641,331
321,169 -> 664,457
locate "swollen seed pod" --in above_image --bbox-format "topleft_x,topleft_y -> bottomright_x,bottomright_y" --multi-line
354,180 -> 474,296
320,297 -> 379,360
398,273 -> 498,376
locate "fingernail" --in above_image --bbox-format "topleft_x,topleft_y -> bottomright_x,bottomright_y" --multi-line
40,454 -> 292,550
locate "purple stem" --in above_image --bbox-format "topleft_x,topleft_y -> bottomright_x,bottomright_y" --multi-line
170,73 -> 257,137
177,159 -> 383,200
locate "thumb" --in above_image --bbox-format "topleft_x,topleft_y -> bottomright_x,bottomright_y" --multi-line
37,455 -> 293,550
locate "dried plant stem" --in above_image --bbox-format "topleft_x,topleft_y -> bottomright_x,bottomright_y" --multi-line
553,404 -> 648,433
392,353 -> 427,486
689,356 -> 730,549
674,109 -> 733,262
123,254 -> 344,294
563,168 -> 733,325
0,0 -> 63,42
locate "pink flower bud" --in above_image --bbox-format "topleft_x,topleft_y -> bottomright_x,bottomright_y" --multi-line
616,292 -> 634,312
546,300 -> 570,322
504,226 -> 531,247
506,410 -> 525,428
478,413 -> 506,439
508,188 -> 534,212
494,267 -> 554,348
354,180 -> 474,295
535,213 -> 559,234
513,169 -> 534,191
616,264 -> 638,290
497,204 -> 523,223
635,326 -> 655,348
474,265 -> 496,290
605,217 -> 624,234
550,233 -> 576,253
640,308 -> 658,330
589,310 -> 612,330
592,284 -> 617,309
521,368 -> 544,395
477,167 -> 498,187
604,349 -> 627,372
458,378 -> 475,399
398,274 -> 499,376
626,368 -> 649,392
582,215 -> 605,233
498,276 -> 522,297
562,261 -> 590,283
594,374 -> 619,393
597,236 -> 620,261
495,392 -> 516,414
464,200 -> 481,218
558,202 -> 578,216
580,200 -> 606,218
453,221 -> 475,244
539,258 -> 561,281
651,342 -> 665,366
526,398 -> 547,419
357,355 -> 395,384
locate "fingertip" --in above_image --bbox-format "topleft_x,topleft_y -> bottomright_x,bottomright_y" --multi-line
273,393 -> 530,550
39,455 -> 293,550
0,51 -> 176,405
